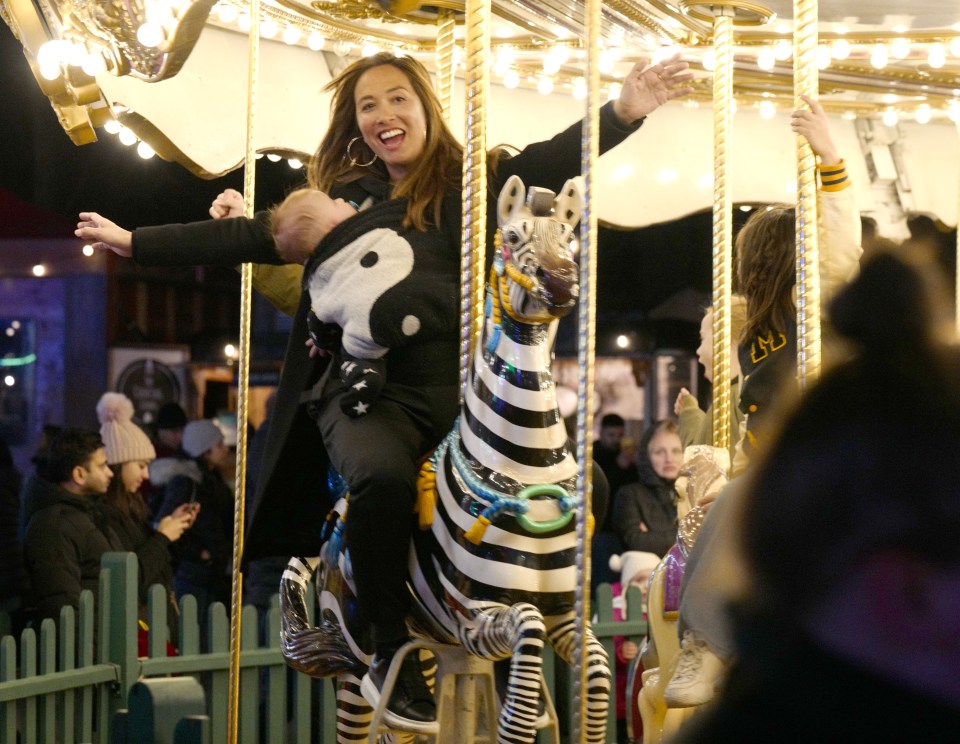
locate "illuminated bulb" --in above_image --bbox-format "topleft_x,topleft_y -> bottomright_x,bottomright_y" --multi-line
282,26 -> 300,45
914,104 -> 931,124
224,343 -> 237,359
11,321 -> 20,329
495,45 -> 516,69
503,69 -> 519,89
739,205 -> 753,212
3,376 -> 14,387
572,77 -> 587,100
928,43 -> 946,69
4,328 -> 12,336
137,22 -> 164,48
543,57 -> 561,75
841,111 -> 857,121
260,18 -> 278,38
882,93 -> 897,104
118,127 -> 138,146
82,51 -> 106,76
816,45 -> 831,69
82,245 -> 95,257
948,105 -> 960,124
137,141 -> 155,159
950,37 -> 960,58
759,100 -> 776,119
266,153 -> 282,162
537,76 -> 554,95
103,119 -> 122,134
757,46 -> 776,71
237,13 -> 250,31
65,42 -> 87,66
598,49 -> 615,74
361,41 -> 380,57
870,44 -> 888,69
307,32 -> 325,51
333,40 -> 352,57
615,335 -> 629,350
550,45 -> 569,65
773,39 -> 791,61
288,158 -> 303,169
890,38 -> 909,60
39,62 -> 61,81
831,38 -> 851,60
882,108 -> 899,127
37,39 -> 67,68
701,49 -> 715,71
217,3 -> 238,23
32,264 -> 46,277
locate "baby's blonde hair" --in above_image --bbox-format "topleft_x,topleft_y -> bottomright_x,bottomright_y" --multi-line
268,188 -> 328,264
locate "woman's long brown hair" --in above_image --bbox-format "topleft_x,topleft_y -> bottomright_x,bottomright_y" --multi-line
101,469 -> 148,524
308,52 -> 463,231
736,205 -> 798,345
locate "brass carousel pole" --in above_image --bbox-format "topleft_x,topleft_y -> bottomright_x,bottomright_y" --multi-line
435,9 -> 456,123
572,0 -> 599,738
227,0 -> 259,740
459,0 -> 489,399
794,0 -> 821,388
680,0 -> 772,449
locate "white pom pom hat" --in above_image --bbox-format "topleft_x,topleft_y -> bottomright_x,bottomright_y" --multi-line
609,551 -> 661,587
96,392 -> 157,465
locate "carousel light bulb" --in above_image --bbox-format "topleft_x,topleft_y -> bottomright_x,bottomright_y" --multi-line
543,56 -> 561,75
950,37 -> 960,58
137,141 -> 155,159
615,334 -> 629,349
333,40 -> 352,57
831,38 -> 851,60
572,77 -> 587,100
361,41 -> 380,57
224,343 -> 237,360
266,153 -> 282,162
282,26 -> 300,45
598,49 -> 615,74
37,39 -> 66,68
882,93 -> 897,104
39,62 -> 61,81
550,45 -> 569,65
118,127 -> 138,146
32,264 -> 46,277
307,32 -> 325,51
136,22 -> 164,48
757,46 -> 776,71
841,110 -> 857,121
217,3 -> 238,23
237,13 -> 250,31
288,158 -> 303,169
103,118 -> 122,134
701,49 -> 715,71
759,100 -> 776,119
882,108 -> 899,127
948,105 -> 960,124
81,51 -> 107,76
870,44 -> 888,69
65,42 -> 87,66
260,18 -> 278,38
928,43 -> 946,69
890,38 -> 909,60
537,76 -> 554,95
82,245 -> 94,257
816,45 -> 831,69
495,45 -> 515,68
773,38 -> 792,61
503,69 -> 519,89
914,104 -> 931,124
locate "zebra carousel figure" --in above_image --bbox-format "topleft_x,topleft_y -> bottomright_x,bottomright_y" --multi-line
279,175 -> 611,744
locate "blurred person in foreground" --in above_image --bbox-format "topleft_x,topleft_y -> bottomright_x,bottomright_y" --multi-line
674,252 -> 960,741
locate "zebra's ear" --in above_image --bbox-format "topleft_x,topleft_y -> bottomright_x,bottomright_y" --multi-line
497,175 -> 527,229
552,177 -> 583,229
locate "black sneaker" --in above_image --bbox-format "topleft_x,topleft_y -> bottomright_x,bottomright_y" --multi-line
361,650 -> 437,732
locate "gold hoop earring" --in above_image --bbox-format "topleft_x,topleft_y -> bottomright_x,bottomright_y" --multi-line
346,136 -> 377,168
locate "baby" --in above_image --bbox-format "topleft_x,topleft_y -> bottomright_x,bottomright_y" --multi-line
270,188 -> 386,418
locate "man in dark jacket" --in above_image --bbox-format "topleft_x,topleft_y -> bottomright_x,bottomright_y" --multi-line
21,428 -> 119,624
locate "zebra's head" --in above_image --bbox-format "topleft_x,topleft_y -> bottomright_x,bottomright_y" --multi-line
494,175 -> 582,322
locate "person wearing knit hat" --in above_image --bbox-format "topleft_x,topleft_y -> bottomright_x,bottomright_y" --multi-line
607,550 -> 662,744
152,418 -> 233,648
95,393 -> 196,649
153,401 -> 189,459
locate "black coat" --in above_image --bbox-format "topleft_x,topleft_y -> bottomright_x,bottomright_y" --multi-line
21,474 -> 122,623
611,461 -> 678,557
132,102 -> 642,562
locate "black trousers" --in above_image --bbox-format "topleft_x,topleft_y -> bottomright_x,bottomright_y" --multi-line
318,375 -> 459,644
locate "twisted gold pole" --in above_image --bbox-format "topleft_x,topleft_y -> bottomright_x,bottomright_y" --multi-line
227,2 -> 258,741
955,119 -> 960,337
794,0 -> 821,388
435,10 -> 456,123
572,0 -> 600,739
459,0 -> 489,399
711,10 -> 733,452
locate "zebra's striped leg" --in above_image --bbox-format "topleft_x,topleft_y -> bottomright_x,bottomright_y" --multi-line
545,615 -> 611,744
335,673 -> 418,744
458,602 -> 546,744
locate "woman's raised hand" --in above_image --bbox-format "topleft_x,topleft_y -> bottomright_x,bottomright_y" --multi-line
614,53 -> 695,124
209,188 -> 245,220
791,94 -> 840,165
75,212 -> 133,257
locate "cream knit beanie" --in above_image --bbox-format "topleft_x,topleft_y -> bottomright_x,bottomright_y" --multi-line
96,392 -> 157,465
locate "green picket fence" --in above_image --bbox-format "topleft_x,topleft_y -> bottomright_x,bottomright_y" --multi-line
0,552 -> 645,744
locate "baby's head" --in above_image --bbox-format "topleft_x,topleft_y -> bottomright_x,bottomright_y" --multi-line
270,188 -> 358,264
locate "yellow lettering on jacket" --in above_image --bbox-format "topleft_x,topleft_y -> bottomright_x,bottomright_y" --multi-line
750,331 -> 787,364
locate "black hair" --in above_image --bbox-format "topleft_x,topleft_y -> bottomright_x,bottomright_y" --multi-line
34,428 -> 104,484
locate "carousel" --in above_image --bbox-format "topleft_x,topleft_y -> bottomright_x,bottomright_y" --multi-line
1,0 -> 959,742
